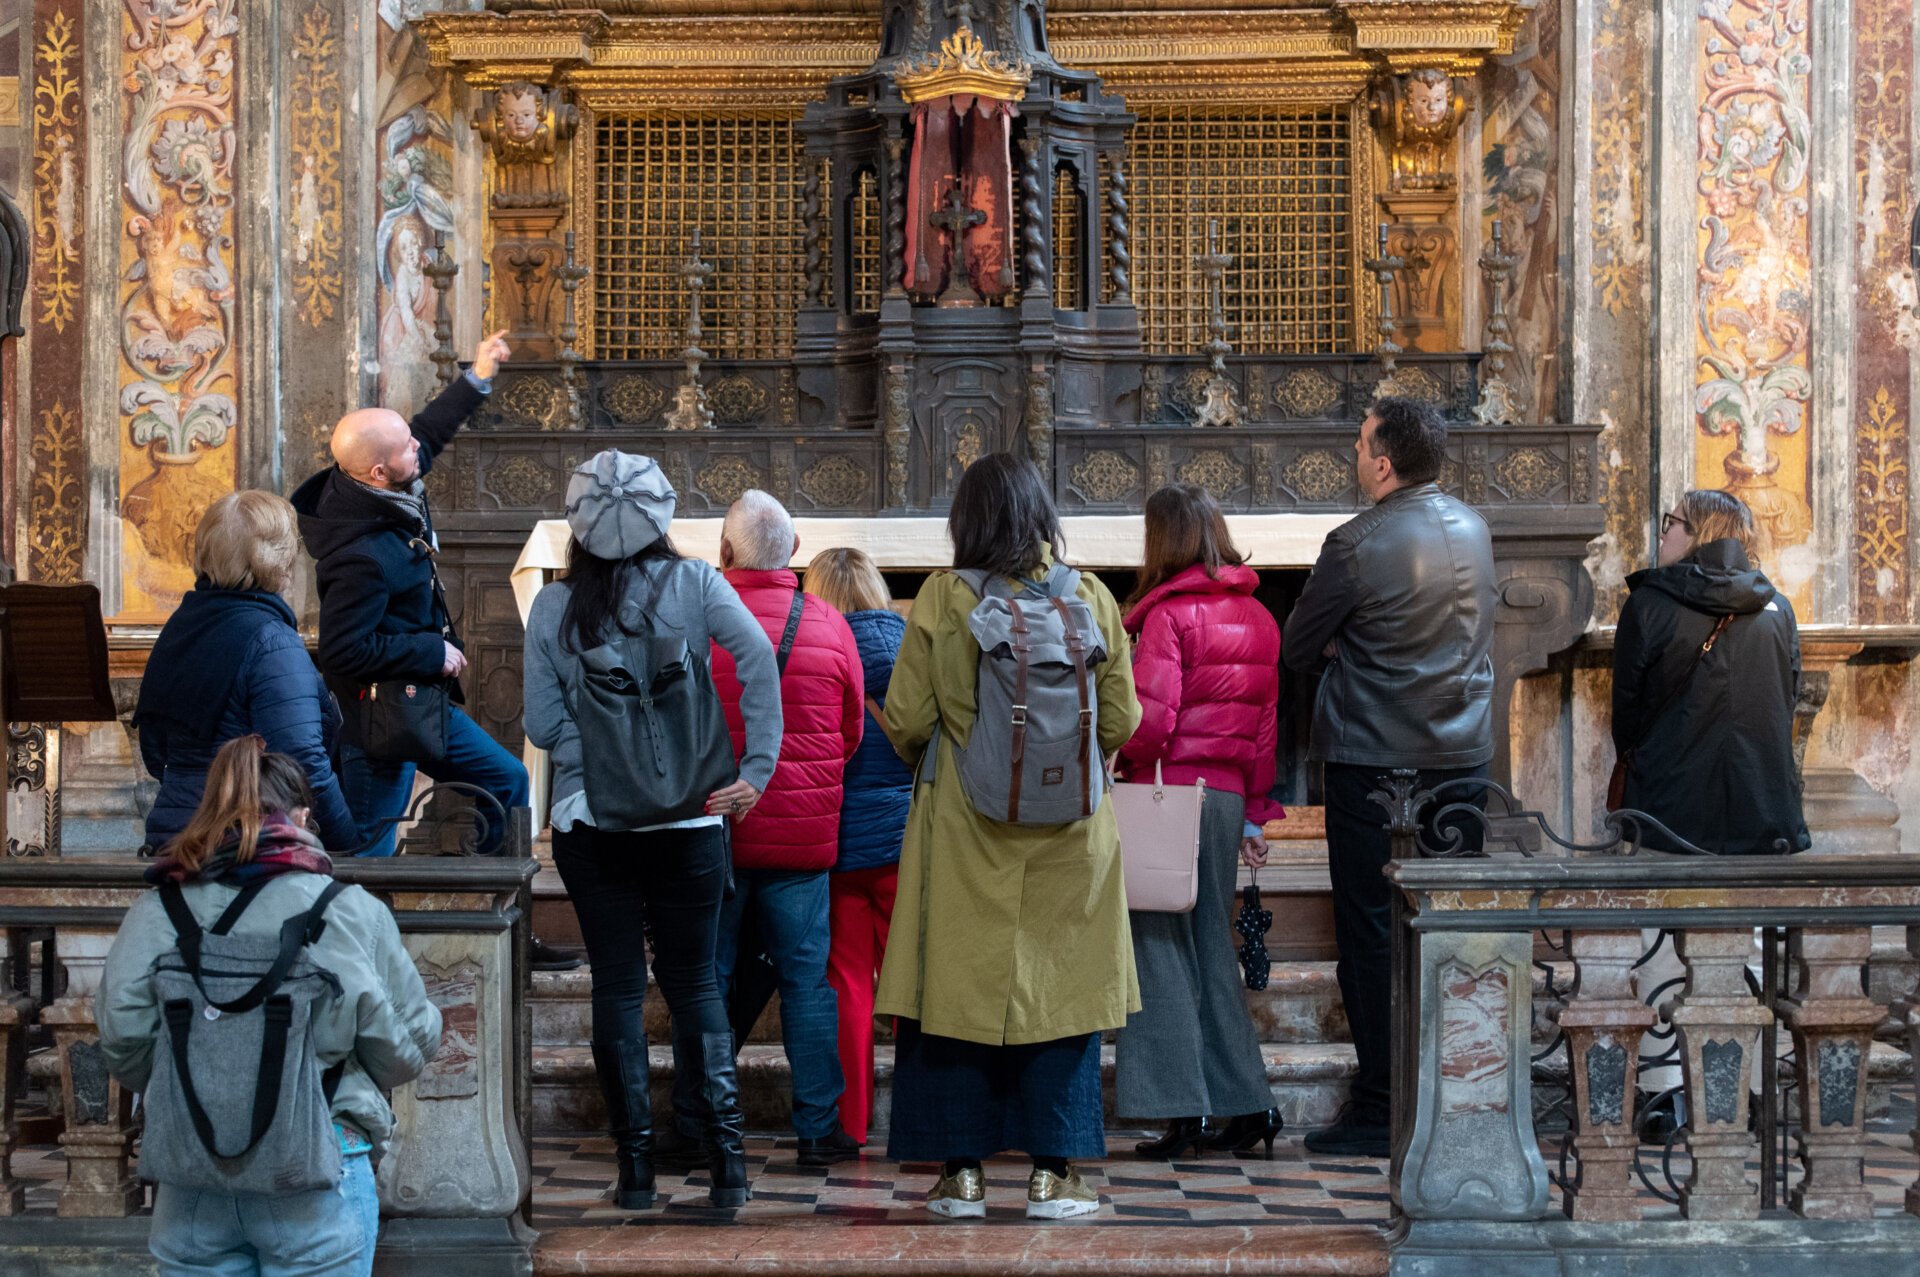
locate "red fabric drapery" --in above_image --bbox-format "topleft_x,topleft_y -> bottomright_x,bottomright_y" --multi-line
903,95 -> 1017,300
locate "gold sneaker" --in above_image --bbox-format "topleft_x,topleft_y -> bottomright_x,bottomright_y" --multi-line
926,1165 -> 986,1219
1026,1164 -> 1100,1219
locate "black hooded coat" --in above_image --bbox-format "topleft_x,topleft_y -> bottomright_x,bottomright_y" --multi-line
289,377 -> 483,733
1610,537 -> 1810,855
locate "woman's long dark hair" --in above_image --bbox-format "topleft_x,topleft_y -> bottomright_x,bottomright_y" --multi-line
948,453 -> 1063,579
1124,484 -> 1247,610
558,533 -> 684,654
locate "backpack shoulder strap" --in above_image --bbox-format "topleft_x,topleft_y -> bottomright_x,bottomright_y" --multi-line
209,880 -> 271,937
1048,596 -> 1096,819
775,589 -> 806,676
202,879 -> 348,1017
158,881 -> 203,974
1040,561 -> 1081,599
952,568 -> 994,602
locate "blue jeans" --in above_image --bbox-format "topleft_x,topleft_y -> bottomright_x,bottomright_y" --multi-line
672,867 -> 844,1139
339,707 -> 529,857
149,1152 -> 377,1277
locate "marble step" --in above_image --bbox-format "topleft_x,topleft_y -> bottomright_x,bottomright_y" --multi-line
531,960 -> 1356,1049
529,960 -> 1579,1052
531,1041 -> 1360,1138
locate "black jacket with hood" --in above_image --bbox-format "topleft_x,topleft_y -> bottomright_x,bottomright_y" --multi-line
1611,537 -> 1809,855
290,377 -> 484,733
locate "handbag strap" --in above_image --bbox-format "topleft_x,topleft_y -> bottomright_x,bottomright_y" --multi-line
1620,612 -> 1734,764
409,536 -> 459,649
775,589 -> 806,676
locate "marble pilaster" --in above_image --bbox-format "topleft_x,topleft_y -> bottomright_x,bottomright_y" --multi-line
379,926 -> 530,1219
1394,930 -> 1549,1221
1557,930 -> 1656,1221
1669,929 -> 1770,1220
41,996 -> 139,1218
1777,929 -> 1881,1219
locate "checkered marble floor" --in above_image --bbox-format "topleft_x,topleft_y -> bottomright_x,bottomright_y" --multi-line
7,1091 -> 1915,1226
529,1134 -> 1395,1228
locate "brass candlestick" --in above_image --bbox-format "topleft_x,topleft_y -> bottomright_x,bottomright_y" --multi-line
424,230 -> 460,390
553,231 -> 591,428
1363,224 -> 1407,400
1192,218 -> 1241,427
1473,219 -> 1523,426
665,228 -> 715,430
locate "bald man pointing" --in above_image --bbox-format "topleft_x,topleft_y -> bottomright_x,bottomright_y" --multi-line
291,333 -> 529,858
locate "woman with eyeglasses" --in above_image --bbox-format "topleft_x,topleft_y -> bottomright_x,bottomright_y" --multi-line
1610,489 -> 1808,856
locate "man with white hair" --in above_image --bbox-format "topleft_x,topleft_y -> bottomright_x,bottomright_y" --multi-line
291,331 -> 534,870
659,490 -> 867,1168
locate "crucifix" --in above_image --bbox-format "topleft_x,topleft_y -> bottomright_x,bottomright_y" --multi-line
928,184 -> 987,306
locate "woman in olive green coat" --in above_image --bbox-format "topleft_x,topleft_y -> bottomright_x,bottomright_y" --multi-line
874,453 -> 1143,1221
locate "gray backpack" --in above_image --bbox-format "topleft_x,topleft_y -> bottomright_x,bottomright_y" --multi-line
924,563 -> 1109,825
139,878 -> 348,1195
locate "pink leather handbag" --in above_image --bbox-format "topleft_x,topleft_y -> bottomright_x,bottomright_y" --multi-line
1112,760 -> 1207,913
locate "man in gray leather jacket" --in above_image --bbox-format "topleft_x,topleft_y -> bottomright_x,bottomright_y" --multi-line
1282,395 -> 1497,1158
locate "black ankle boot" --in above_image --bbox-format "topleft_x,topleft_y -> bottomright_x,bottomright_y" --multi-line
1210,1108 -> 1284,1159
590,1037 -> 656,1210
1134,1117 -> 1210,1159
696,1032 -> 752,1208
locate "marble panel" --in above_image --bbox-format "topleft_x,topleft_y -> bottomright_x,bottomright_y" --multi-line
23,0 -> 86,585
1849,0 -> 1914,623
1690,0 -> 1815,604
114,0 -> 241,618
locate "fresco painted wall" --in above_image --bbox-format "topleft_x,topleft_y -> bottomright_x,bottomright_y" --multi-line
1691,0 -> 1815,604
25,0 -> 83,584
115,0 -> 240,618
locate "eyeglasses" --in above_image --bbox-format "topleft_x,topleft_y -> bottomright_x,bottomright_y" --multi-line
1660,512 -> 1693,536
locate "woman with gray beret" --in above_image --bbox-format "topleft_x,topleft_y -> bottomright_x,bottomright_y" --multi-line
523,449 -> 783,1211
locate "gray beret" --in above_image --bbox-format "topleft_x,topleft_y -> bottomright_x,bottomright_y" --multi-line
565,450 -> 676,560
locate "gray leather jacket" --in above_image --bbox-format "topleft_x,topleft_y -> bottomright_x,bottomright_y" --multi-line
1282,482 -> 1497,769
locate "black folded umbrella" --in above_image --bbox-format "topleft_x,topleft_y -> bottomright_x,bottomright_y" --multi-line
1235,872 -> 1272,991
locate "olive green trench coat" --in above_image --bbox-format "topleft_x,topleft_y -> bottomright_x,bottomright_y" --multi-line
873,553 -> 1144,1046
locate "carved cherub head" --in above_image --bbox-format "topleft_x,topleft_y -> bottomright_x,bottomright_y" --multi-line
498,85 -> 544,142
1407,69 -> 1453,129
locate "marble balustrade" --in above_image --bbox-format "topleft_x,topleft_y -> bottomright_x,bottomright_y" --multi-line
1386,846 -> 1920,1235
0,855 -> 537,1270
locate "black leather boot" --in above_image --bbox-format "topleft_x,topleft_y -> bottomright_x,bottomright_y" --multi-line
591,1037 -> 655,1210
1134,1117 -> 1210,1159
1210,1108 -> 1285,1159
697,1031 -> 752,1207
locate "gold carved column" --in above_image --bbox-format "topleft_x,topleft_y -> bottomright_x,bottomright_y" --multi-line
1343,0 -> 1528,355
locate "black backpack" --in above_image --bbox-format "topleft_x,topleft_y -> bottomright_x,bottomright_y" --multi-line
565,569 -> 789,829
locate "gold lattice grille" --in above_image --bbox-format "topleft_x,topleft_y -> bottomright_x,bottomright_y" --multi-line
850,168 -> 882,314
595,113 -> 808,359
1053,164 -> 1085,311
1113,106 -> 1355,353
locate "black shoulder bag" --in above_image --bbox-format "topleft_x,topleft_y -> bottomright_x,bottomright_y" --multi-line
1607,612 -> 1733,811
354,537 -> 455,766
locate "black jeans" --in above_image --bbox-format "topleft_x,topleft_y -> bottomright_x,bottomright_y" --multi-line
1322,761 -> 1488,1121
550,822 -> 731,1049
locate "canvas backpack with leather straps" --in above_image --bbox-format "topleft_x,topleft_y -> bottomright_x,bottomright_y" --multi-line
922,563 -> 1109,826
138,877 -> 350,1195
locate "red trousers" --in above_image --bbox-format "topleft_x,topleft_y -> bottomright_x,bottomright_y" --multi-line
826,864 -> 897,1143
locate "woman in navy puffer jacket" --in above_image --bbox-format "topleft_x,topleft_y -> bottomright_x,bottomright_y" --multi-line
135,492 -> 357,853
806,548 -> 913,1146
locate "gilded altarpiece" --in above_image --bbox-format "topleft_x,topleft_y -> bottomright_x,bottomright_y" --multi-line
25,0 -> 83,584
1692,0 -> 1814,604
1850,0 -> 1913,624
115,0 -> 240,618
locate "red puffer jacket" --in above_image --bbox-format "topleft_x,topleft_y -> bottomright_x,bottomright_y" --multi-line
1116,563 -> 1285,823
712,569 -> 865,870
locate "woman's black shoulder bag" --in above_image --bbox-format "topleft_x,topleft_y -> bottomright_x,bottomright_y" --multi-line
352,538 -> 455,765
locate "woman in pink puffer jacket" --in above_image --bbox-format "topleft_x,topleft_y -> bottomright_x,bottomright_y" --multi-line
1114,484 -> 1286,1161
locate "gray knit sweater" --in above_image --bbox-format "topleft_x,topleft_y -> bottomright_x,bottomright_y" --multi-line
523,556 -> 782,826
